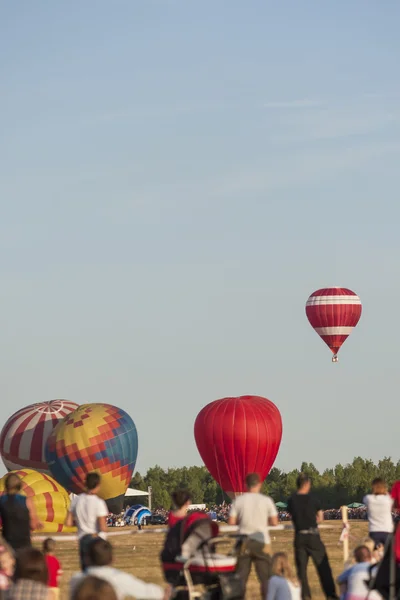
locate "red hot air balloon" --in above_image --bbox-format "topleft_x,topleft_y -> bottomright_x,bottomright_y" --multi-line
194,396 -> 282,498
306,287 -> 362,362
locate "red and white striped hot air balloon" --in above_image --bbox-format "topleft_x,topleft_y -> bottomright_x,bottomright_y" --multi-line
0,400 -> 79,474
305,287 -> 362,362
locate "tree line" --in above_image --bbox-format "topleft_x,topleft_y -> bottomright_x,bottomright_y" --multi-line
130,457 -> 400,509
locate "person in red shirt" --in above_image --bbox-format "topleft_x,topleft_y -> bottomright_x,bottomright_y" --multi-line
391,481 -> 400,509
390,481 -> 400,564
167,490 -> 192,529
43,538 -> 62,599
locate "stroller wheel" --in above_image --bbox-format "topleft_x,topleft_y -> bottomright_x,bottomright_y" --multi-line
201,585 -> 223,600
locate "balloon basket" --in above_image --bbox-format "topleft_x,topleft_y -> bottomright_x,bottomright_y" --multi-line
332,354 -> 338,363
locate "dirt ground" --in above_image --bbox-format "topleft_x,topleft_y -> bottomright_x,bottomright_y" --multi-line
45,520 -> 369,599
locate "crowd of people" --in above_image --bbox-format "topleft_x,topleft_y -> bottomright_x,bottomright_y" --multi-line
0,469 -> 399,599
0,473 -> 63,599
106,513 -> 127,527
323,508 -> 367,521
149,504 -> 371,525
160,473 -> 400,600
150,503 -> 231,524
0,472 -> 169,599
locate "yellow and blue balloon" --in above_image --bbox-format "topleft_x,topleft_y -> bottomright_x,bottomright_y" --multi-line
45,403 -> 138,513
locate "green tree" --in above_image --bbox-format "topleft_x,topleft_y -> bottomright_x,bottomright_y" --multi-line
135,456 -> 399,510
377,458 -> 396,487
280,469 -> 300,499
130,472 -> 146,490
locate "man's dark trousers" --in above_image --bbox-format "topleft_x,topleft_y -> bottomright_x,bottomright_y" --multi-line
294,532 -> 338,599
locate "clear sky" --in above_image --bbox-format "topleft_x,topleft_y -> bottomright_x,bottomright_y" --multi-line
1,1 -> 399,477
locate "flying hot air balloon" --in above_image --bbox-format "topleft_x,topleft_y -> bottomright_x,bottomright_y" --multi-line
305,287 -> 362,362
0,400 -> 79,474
194,396 -> 282,498
45,403 -> 138,514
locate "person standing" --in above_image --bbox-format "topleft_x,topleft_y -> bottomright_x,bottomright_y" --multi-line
390,479 -> 400,569
363,478 -> 394,548
43,538 -> 62,599
228,472 -> 278,598
167,490 -> 192,529
65,472 -> 108,571
0,474 -> 42,552
287,474 -> 338,600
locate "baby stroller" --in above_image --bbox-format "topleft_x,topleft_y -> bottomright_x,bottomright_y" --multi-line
161,512 -> 244,600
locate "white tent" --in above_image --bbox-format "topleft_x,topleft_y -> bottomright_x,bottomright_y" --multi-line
125,488 -> 149,497
70,490 -> 148,498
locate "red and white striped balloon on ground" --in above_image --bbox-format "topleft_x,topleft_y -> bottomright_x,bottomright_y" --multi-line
0,400 -> 79,473
305,287 -> 362,362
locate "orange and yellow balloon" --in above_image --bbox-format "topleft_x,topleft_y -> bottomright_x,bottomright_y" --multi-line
0,469 -> 75,533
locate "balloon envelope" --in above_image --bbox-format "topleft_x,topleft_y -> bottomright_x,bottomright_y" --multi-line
0,469 -> 74,533
45,403 -> 138,511
0,400 -> 79,474
306,287 -> 362,358
194,395 -> 282,497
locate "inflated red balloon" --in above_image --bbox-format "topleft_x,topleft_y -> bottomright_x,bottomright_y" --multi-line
194,396 -> 282,497
306,287 -> 362,362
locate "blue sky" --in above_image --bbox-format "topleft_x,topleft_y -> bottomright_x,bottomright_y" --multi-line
1,1 -> 399,477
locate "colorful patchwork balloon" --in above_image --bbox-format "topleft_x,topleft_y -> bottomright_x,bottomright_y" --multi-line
45,403 -> 138,512
0,469 -> 74,533
0,400 -> 79,474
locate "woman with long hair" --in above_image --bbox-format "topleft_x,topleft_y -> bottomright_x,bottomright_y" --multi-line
363,478 -> 394,548
267,552 -> 301,600
0,474 -> 42,551
7,547 -> 50,599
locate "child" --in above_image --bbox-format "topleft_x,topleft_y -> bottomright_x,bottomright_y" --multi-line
0,539 -> 15,591
267,552 -> 301,600
43,538 -> 62,599
361,536 -> 384,564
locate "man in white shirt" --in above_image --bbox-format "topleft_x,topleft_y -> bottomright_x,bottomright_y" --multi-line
228,472 -> 278,598
70,538 -> 168,600
65,472 -> 109,570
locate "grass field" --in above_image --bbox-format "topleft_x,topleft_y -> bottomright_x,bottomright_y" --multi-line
49,521 -> 369,599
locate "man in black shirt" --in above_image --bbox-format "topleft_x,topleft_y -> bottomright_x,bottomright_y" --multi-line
287,473 -> 338,600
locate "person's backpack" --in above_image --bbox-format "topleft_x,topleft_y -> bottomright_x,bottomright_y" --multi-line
160,520 -> 184,563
